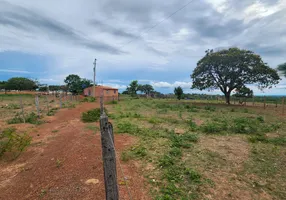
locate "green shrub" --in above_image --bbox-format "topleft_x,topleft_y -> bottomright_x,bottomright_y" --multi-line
230,117 -> 258,134
81,108 -> 101,122
257,116 -> 264,123
201,121 -> 227,134
0,127 -> 32,159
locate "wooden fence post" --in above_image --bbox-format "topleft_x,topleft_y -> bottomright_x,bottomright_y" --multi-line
99,96 -> 119,200
59,94 -> 62,108
20,96 -> 25,123
283,97 -> 285,115
252,97 -> 255,106
264,96 -> 266,109
45,96 -> 50,113
35,95 -> 40,117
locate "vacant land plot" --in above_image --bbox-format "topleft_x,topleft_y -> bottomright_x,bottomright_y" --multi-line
1,96 -> 285,200
107,98 -> 286,199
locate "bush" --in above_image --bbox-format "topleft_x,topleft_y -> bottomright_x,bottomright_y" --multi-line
0,127 -> 32,159
81,108 -> 101,122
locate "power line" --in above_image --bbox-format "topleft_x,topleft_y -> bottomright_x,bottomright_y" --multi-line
118,0 -> 196,50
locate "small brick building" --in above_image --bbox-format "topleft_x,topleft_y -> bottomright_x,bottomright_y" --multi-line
83,85 -> 118,100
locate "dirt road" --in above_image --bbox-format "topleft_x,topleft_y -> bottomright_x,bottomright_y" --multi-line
0,102 -> 150,200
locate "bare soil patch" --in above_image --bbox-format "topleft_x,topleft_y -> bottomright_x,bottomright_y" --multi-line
0,102 -> 150,200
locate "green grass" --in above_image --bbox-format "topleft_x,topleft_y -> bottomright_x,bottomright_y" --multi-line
106,98 -> 286,199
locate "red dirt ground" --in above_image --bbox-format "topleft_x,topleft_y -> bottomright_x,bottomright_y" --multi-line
0,102 -> 151,200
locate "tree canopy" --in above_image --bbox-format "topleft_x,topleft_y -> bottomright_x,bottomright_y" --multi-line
127,80 -> 139,96
233,86 -> 253,98
174,86 -> 184,100
138,84 -> 154,96
64,74 -> 92,94
277,63 -> 286,77
191,48 -> 280,104
5,77 -> 38,91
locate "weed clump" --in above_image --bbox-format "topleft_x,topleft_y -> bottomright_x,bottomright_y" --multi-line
47,108 -> 59,116
201,121 -> 227,134
0,127 -> 32,159
81,108 -> 101,122
81,97 -> 96,102
204,105 -> 216,112
7,112 -> 42,125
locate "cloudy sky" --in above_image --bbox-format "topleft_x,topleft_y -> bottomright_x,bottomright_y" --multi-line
0,0 -> 285,95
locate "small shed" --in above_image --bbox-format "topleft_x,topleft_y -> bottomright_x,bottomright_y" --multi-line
83,85 -> 118,100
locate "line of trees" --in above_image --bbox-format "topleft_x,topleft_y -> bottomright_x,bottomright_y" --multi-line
122,80 -> 165,98
0,74 -> 93,95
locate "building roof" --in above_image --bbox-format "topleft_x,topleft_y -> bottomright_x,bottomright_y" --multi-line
85,85 -> 118,90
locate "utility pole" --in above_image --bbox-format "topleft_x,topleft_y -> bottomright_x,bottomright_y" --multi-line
93,58 -> 97,97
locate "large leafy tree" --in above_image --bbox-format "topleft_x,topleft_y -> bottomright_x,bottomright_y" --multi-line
174,86 -> 184,100
127,80 -> 139,96
277,63 -> 286,77
0,81 -> 7,90
64,74 -> 92,94
5,77 -> 38,90
191,48 -> 280,104
138,84 -> 154,96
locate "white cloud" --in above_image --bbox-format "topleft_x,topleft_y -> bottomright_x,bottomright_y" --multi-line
151,81 -> 192,89
0,69 -> 32,74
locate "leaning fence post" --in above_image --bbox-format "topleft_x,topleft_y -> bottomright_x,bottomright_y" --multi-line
99,96 -> 119,200
35,95 -> 40,117
20,96 -> 25,123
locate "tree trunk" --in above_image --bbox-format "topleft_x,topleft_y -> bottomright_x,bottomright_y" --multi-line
225,92 -> 231,104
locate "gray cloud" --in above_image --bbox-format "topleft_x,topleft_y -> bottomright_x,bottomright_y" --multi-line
0,1 -> 123,54
89,19 -> 139,39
